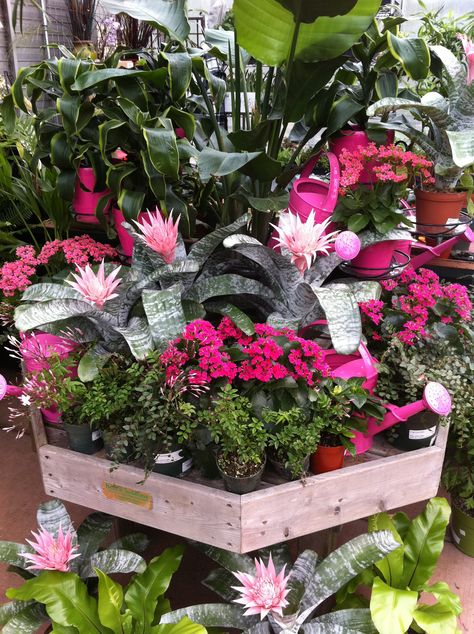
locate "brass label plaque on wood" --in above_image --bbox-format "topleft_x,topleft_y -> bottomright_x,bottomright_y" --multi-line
102,482 -> 153,510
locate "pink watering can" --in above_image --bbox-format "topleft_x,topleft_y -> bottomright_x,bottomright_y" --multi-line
410,225 -> 474,271
0,375 -> 23,399
352,382 -> 452,454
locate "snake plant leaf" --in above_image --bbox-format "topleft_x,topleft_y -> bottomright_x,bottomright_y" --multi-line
142,286 -> 187,348
197,148 -> 261,183
299,531 -> 400,614
311,284 -> 362,355
80,549 -> 146,578
0,600 -> 34,626
125,546 -> 185,628
305,609 -> 377,633
96,569 -> 124,633
161,604 -> 258,630
109,533 -> 150,555
400,497 -> 451,592
115,316 -> 154,359
206,301 -> 255,335
337,280 -> 381,304
100,0 -> 189,43
182,299 -> 206,322
1,602 -> 48,634
190,542 -> 255,574
245,624 -> 273,634
153,617 -> 208,634
202,568 -> 240,602
367,96 -> 454,129
386,32 -> 430,81
430,45 -> 467,95
445,129 -> 474,168
368,513 -> 404,588
7,573 -> 107,633
299,625 -> 362,634
285,550 -> 320,614
76,513 -> 113,564
20,283 -> 80,302
37,500 -> 76,543
0,542 -> 34,570
14,299 -> 113,333
187,274 -> 274,305
189,215 -> 249,266
370,577 -> 418,634
234,0 -> 380,66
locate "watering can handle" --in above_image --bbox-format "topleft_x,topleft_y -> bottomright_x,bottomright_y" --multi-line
299,151 -> 340,213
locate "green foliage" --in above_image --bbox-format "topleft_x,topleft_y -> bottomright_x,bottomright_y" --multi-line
7,546 -> 206,634
0,499 -> 148,632
442,439 -> 474,511
337,498 -> 461,634
265,407 -> 324,478
162,531 -> 401,633
198,385 -> 266,472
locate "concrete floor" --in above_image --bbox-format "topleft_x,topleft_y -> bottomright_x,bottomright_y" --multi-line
0,393 -> 472,632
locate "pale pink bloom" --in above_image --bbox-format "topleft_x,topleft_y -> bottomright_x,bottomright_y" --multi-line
21,526 -> 80,572
112,148 -> 128,161
134,210 -> 180,264
271,212 -> 339,274
232,555 -> 290,620
66,260 -> 121,308
458,33 -> 474,84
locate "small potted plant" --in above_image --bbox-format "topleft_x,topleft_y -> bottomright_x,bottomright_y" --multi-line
198,384 -> 267,494
309,378 -> 384,474
264,407 -> 325,480
443,442 -> 474,557
368,41 -> 474,238
332,143 -> 435,277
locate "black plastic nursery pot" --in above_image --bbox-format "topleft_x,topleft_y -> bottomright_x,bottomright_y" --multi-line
43,422 -> 69,449
217,456 -> 266,494
152,446 -> 193,478
385,411 -> 439,451
103,431 -> 134,463
63,422 -> 103,455
451,500 -> 474,558
268,454 -> 309,481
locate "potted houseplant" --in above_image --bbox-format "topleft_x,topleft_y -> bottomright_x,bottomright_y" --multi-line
337,497 -> 462,633
331,143 -> 435,277
368,42 -> 474,237
264,407 -> 325,480
198,384 -> 267,494
309,377 -> 385,474
443,441 -> 474,557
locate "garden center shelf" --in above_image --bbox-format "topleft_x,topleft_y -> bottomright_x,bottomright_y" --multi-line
31,409 -> 449,554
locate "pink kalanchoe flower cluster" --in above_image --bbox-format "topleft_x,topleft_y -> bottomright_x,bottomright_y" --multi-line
0,237 -> 118,298
134,210 -> 180,264
232,555 -> 290,620
338,143 -> 435,190
160,317 -> 331,388
457,33 -> 474,84
21,525 -> 80,572
361,267 -> 472,346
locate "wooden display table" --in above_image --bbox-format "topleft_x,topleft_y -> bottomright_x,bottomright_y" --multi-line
31,409 -> 449,553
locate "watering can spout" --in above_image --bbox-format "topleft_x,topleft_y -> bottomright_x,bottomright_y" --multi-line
0,375 -> 24,400
380,382 -> 452,433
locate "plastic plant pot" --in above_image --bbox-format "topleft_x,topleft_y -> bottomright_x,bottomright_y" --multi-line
385,411 -> 439,451
63,423 -> 103,455
112,208 -> 153,257
152,446 -> 193,478
217,455 -> 266,494
451,501 -> 474,558
310,445 -> 345,474
329,127 -> 395,183
72,167 -> 110,224
268,455 -> 309,481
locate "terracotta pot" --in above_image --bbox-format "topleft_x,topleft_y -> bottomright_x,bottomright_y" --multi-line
310,445 -> 345,474
415,189 -> 466,260
329,127 -> 395,184
73,167 -> 111,224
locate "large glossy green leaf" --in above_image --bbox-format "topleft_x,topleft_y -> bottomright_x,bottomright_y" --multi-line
96,569 -> 124,633
368,513 -> 403,588
197,148 -> 261,183
412,602 -> 459,634
124,546 -> 184,629
161,604 -> 256,630
72,67 -> 167,91
142,286 -> 187,348
387,33 -> 430,81
400,497 -> 451,591
76,513 -> 113,566
204,29 -> 251,66
7,573 -> 108,633
161,52 -> 192,101
153,617 -> 208,634
306,609 -> 377,633
424,581 -> 462,617
300,532 -> 400,613
100,0 -> 189,42
370,577 -> 417,634
234,0 -> 380,66
143,127 -> 179,180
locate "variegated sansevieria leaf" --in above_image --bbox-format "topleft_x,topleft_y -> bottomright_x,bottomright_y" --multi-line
142,285 -> 187,349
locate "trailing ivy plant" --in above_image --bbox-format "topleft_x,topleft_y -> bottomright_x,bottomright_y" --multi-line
0,499 -> 149,633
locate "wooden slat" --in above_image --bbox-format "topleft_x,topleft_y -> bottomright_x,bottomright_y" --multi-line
38,445 -> 242,552
30,407 -> 48,448
429,257 -> 474,271
239,425 -> 449,552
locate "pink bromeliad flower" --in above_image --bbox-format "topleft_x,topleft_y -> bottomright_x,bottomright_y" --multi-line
134,210 -> 180,264
21,526 -> 80,572
458,33 -> 474,84
232,555 -> 290,620
271,212 -> 339,274
67,260 -> 121,308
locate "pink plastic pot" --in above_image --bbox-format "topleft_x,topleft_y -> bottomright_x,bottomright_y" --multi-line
112,208 -> 153,257
348,239 -> 412,279
19,333 -> 79,423
351,382 -> 452,454
72,167 -> 111,224
329,127 -> 395,184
